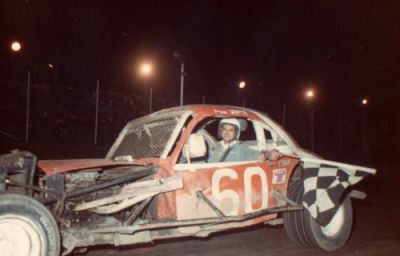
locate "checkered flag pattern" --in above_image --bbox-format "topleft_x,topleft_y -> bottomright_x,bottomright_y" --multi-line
302,162 -> 371,225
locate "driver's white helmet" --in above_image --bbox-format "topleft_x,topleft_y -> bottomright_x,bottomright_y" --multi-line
218,118 -> 241,139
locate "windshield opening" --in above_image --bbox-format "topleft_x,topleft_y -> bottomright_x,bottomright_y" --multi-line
109,111 -> 188,160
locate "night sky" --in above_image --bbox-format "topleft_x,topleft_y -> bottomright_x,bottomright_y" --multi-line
1,1 -> 399,103
0,1 -> 399,160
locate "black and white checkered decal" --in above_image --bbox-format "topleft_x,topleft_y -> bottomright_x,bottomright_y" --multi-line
302,162 -> 371,225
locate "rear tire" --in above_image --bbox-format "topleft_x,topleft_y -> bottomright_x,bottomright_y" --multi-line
283,180 -> 353,251
0,193 -> 60,256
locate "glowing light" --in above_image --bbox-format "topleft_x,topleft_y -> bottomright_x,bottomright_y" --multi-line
140,62 -> 153,76
239,81 -> 246,89
306,89 -> 314,98
11,41 -> 21,52
362,98 -> 368,105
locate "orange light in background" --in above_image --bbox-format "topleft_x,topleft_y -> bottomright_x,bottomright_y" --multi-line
306,89 -> 314,99
11,41 -> 21,52
239,81 -> 246,89
140,62 -> 153,76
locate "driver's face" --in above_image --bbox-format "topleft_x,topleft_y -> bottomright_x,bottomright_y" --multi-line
221,124 -> 237,143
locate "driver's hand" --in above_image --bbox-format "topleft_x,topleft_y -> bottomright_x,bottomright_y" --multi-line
260,149 -> 282,161
268,149 -> 282,161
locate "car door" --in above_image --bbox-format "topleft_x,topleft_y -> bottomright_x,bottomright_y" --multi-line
173,117 -> 300,221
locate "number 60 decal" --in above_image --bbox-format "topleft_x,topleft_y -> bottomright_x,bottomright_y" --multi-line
212,167 -> 268,216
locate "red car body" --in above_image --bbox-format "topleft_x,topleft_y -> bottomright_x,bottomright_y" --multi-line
0,105 -> 376,255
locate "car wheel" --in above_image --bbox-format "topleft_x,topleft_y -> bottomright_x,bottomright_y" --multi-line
283,180 -> 353,251
0,193 -> 60,256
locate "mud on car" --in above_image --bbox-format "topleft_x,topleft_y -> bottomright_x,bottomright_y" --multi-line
0,105 -> 376,256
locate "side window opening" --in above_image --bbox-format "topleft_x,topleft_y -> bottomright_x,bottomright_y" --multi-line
263,128 -> 277,151
177,117 -> 260,165
264,129 -> 273,140
261,124 -> 292,154
239,119 -> 257,149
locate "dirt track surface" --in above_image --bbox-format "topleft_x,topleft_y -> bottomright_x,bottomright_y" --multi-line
81,173 -> 400,256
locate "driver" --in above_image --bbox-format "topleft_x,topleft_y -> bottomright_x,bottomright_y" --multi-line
207,118 -> 281,163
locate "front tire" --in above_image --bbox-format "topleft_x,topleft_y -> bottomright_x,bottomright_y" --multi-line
0,193 -> 60,256
283,180 -> 353,251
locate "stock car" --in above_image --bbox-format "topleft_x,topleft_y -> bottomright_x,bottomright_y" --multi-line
0,105 -> 376,256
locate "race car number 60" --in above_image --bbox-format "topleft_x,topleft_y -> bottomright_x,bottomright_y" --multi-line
212,167 -> 268,216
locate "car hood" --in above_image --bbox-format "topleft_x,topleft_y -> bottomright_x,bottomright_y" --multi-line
38,158 -> 144,175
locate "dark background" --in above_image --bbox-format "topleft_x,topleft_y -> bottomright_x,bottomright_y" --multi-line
0,1 -> 399,169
